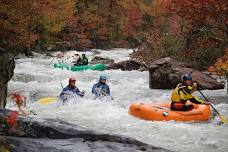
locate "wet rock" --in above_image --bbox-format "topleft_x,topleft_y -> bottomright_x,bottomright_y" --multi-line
6,137 -> 170,152
107,60 -> 147,71
90,56 -> 114,65
0,48 -> 15,109
0,110 -> 171,152
149,57 -> 224,90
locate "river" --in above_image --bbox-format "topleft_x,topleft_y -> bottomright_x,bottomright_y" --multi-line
6,48 -> 228,152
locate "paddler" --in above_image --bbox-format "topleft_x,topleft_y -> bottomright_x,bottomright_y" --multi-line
81,53 -> 88,65
171,74 -> 210,111
60,77 -> 85,100
92,75 -> 110,97
73,53 -> 82,66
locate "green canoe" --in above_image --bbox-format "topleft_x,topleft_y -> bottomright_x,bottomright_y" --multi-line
54,63 -> 106,71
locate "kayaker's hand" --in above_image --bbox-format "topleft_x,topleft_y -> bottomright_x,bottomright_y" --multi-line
193,82 -> 197,88
81,90 -> 85,95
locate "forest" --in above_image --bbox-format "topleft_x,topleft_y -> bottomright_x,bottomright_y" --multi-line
0,0 -> 227,71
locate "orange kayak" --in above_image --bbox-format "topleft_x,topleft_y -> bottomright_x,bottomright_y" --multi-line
129,102 -> 211,122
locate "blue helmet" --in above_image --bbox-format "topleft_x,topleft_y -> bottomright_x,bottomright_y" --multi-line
100,75 -> 107,80
183,74 -> 192,81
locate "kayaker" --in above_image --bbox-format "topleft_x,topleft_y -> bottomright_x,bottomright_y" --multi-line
171,74 -> 209,111
81,53 -> 88,65
92,75 -> 110,97
73,53 -> 82,66
60,77 -> 85,100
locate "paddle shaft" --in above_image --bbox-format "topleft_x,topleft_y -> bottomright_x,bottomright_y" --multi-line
60,82 -> 64,89
198,89 -> 221,116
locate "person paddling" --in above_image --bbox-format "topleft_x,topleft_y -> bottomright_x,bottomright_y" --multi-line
81,53 -> 88,65
73,53 -> 82,66
92,75 -> 110,97
171,74 -> 210,111
60,77 -> 85,101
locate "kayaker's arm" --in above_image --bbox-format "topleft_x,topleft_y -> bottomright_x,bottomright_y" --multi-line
107,85 -> 110,95
76,88 -> 85,97
60,86 -> 68,98
179,89 -> 205,104
92,84 -> 99,96
189,96 -> 205,104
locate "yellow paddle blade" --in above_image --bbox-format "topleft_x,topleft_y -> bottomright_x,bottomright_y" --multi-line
39,97 -> 57,105
219,115 -> 228,124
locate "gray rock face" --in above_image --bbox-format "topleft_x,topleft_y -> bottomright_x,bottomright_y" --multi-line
0,110 -> 171,152
0,48 -> 15,109
107,60 -> 147,71
90,56 -> 114,65
149,57 -> 224,90
6,137 -> 169,152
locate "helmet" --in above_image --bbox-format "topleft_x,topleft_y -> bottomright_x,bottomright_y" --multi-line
100,75 -> 107,80
183,74 -> 192,81
82,53 -> 85,56
69,77 -> 76,82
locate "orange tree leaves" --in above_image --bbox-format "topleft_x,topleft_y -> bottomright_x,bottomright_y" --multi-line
0,0 -> 75,50
209,50 -> 228,76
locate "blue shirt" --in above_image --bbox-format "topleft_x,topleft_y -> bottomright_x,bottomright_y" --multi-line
92,82 -> 110,97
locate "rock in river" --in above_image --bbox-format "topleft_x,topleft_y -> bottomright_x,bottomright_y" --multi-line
107,59 -> 147,71
0,109 -> 171,152
148,57 -> 224,90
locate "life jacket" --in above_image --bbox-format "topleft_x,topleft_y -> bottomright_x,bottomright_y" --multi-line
92,82 -> 110,96
171,83 -> 195,103
82,57 -> 88,65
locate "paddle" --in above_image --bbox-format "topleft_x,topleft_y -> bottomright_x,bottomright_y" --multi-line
39,82 -> 64,105
198,89 -> 228,124
38,97 -> 57,105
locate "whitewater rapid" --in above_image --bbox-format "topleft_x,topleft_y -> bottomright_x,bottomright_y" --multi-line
6,49 -> 228,152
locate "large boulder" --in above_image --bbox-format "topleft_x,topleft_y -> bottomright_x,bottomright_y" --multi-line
0,110 -> 171,152
0,48 -> 15,109
107,59 -> 147,71
149,57 -> 224,90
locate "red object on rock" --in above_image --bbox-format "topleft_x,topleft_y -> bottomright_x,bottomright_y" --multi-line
6,111 -> 18,128
10,92 -> 26,107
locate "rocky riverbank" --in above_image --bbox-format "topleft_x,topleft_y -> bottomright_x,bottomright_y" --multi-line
0,109 -> 171,152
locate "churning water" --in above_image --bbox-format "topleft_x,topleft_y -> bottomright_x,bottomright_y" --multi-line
6,49 -> 228,152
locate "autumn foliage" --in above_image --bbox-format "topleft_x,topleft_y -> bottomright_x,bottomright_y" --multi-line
209,50 -> 228,77
0,0 -> 227,69
132,0 -> 227,68
0,0 -> 75,51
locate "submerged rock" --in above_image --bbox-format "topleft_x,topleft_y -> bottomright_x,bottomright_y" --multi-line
149,57 -> 224,90
107,59 -> 147,71
0,48 -> 15,109
0,110 -> 171,152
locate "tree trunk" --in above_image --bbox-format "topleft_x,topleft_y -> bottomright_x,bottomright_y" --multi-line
226,73 -> 228,94
0,83 -> 7,109
0,48 -> 15,109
